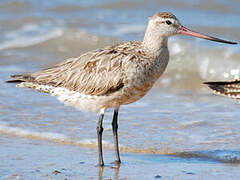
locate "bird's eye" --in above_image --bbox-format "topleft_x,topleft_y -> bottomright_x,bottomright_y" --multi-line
166,20 -> 172,25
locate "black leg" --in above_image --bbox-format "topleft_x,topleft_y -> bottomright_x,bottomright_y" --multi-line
97,112 -> 104,166
112,108 -> 121,164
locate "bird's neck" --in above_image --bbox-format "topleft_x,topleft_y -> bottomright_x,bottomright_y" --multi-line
142,26 -> 168,55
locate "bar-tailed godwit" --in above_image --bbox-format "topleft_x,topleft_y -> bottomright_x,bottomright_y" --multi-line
7,12 -> 237,166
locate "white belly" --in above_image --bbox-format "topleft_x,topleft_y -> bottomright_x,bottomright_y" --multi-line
50,86 -> 110,112
17,82 -> 114,112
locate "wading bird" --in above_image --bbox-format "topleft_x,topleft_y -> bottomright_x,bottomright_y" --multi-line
7,12 -> 237,166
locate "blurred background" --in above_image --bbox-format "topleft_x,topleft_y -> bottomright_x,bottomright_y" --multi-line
1,0 -> 240,179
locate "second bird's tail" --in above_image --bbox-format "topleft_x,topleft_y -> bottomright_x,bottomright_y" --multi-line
204,80 -> 240,100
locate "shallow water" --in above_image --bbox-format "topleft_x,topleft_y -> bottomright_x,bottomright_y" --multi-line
2,135 -> 240,180
1,0 -> 240,179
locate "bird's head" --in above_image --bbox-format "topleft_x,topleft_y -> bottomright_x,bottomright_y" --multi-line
146,12 -> 237,45
148,12 -> 181,38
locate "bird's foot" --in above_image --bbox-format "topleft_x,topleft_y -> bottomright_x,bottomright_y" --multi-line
95,161 -> 104,167
110,160 -> 121,167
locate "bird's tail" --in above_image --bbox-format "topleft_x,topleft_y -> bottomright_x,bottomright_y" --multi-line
6,74 -> 35,83
6,74 -> 52,93
204,80 -> 240,99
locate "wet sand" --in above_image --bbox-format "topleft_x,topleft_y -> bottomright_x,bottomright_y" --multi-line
1,135 -> 240,180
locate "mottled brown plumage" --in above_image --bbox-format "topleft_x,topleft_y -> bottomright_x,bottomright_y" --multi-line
10,40 -> 169,109
11,42 -> 151,95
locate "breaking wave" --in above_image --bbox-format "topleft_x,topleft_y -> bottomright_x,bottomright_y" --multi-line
0,22 -> 63,51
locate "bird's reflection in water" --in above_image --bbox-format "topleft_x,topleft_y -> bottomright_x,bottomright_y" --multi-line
98,166 -> 104,180
98,164 -> 120,180
113,164 -> 120,180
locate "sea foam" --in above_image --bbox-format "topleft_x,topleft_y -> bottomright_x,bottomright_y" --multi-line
0,23 -> 63,51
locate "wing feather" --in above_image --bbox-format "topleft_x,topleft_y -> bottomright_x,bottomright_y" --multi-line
28,44 -> 131,95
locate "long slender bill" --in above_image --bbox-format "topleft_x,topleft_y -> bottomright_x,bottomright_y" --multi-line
178,26 -> 237,45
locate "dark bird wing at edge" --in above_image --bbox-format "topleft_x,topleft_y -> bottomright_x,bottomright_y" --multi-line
204,80 -> 240,99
